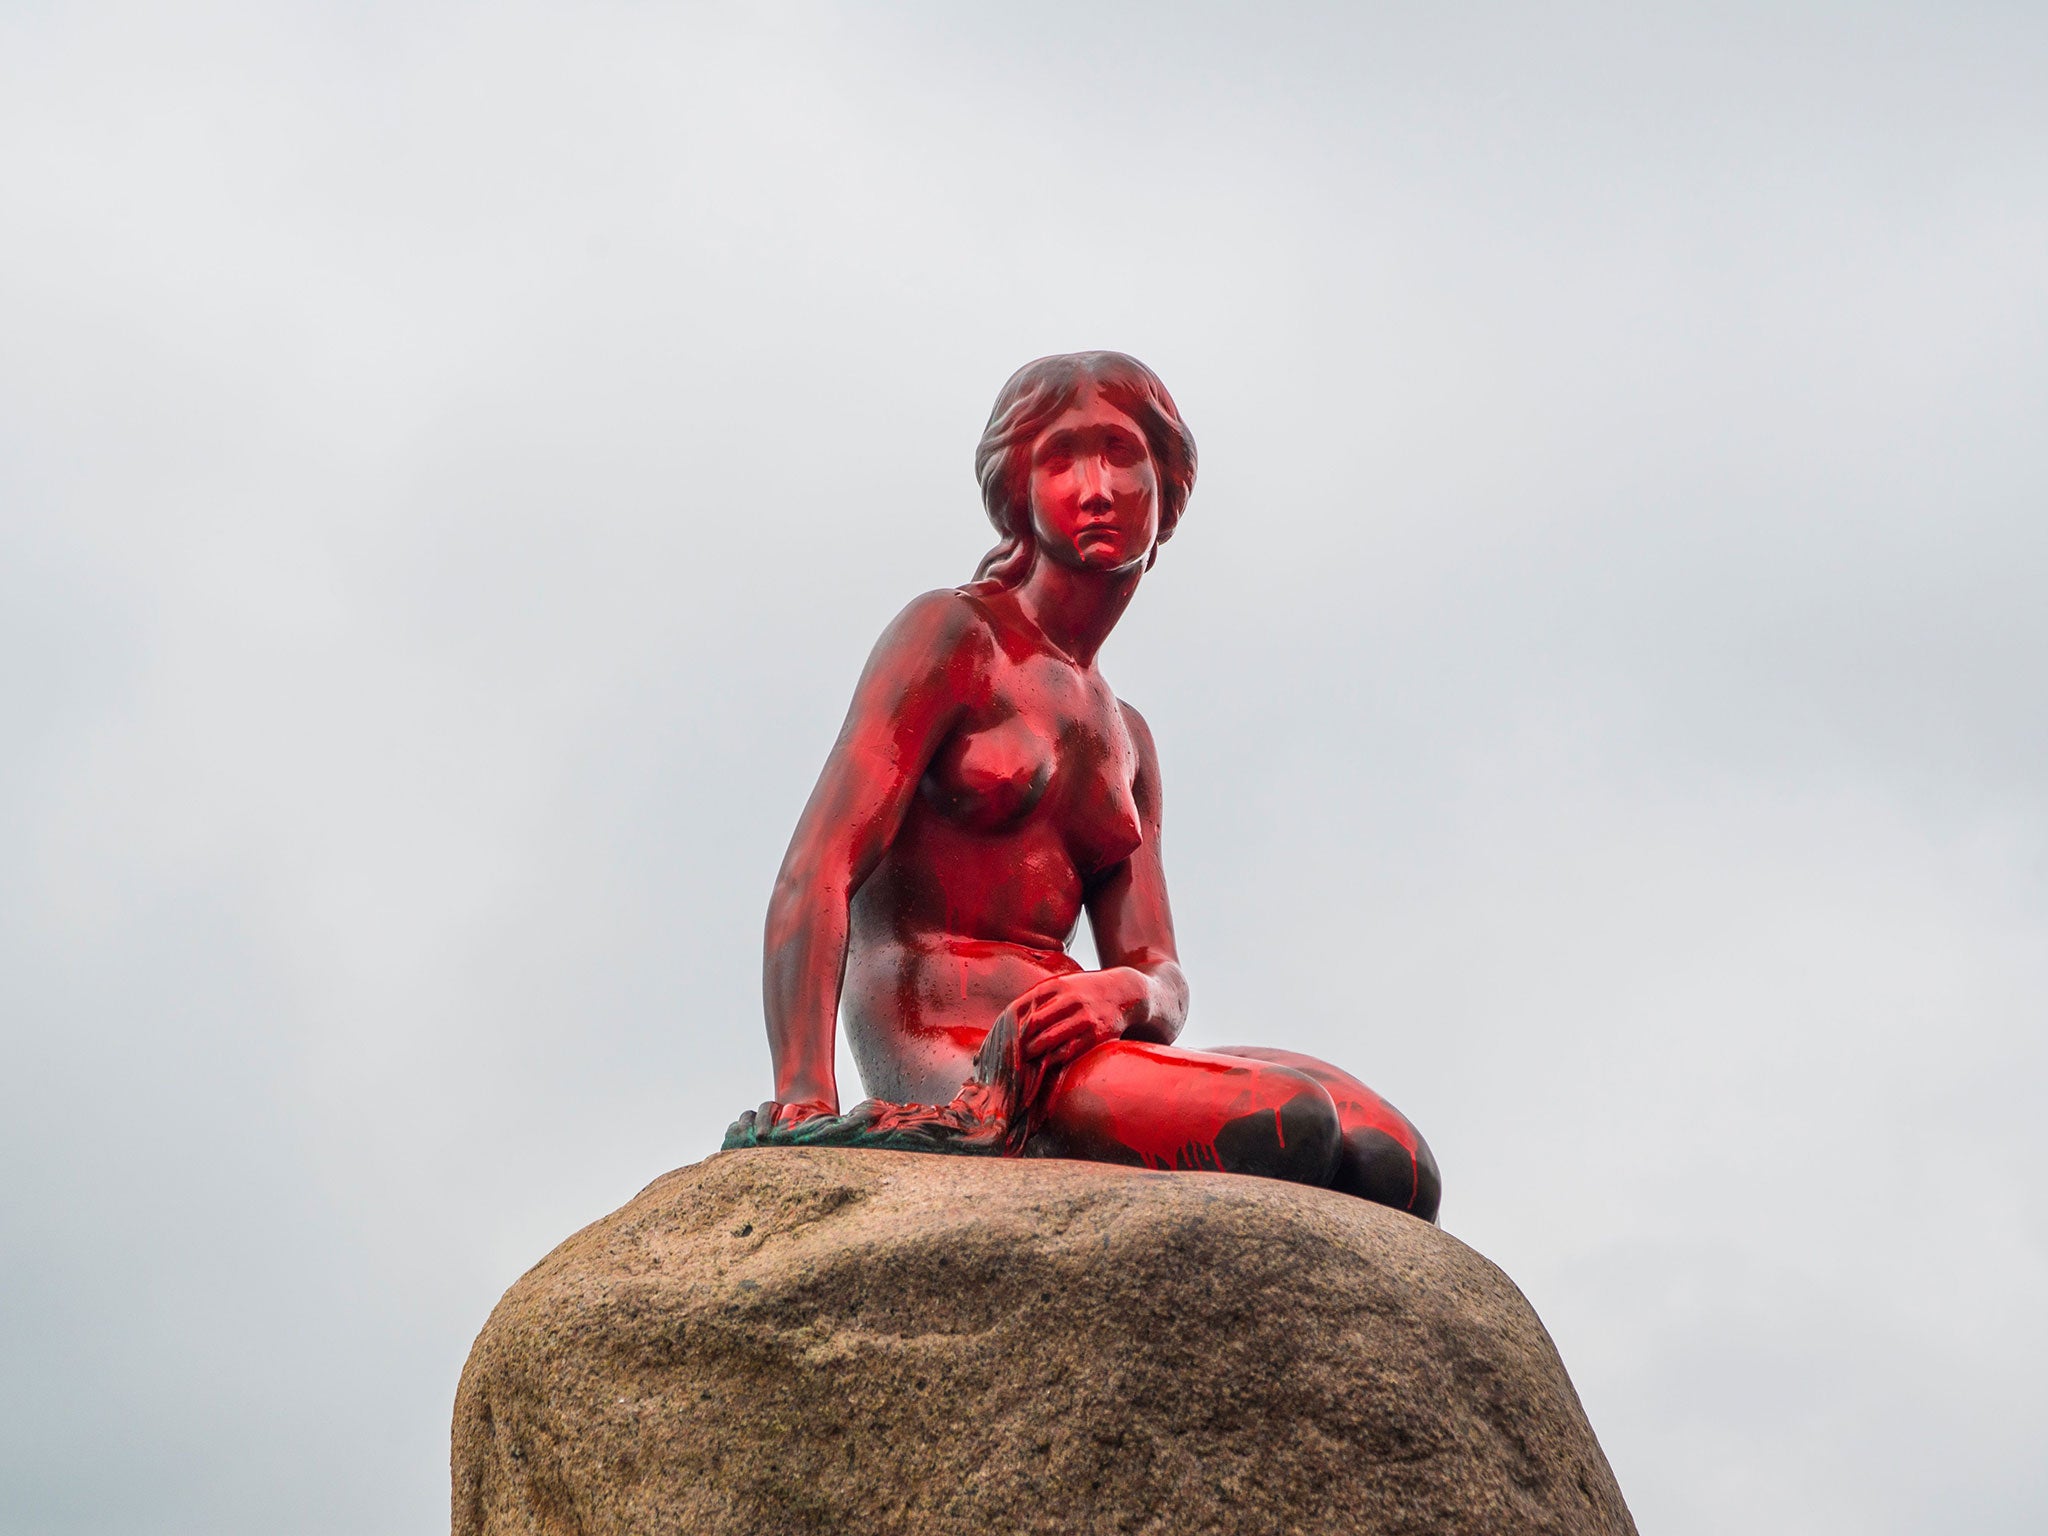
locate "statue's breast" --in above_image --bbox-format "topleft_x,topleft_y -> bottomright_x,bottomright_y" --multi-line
1059,719 -> 1143,875
918,666 -> 1144,880
920,717 -> 1054,832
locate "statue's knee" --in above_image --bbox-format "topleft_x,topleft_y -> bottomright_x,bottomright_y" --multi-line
1336,1125 -> 1443,1222
1210,1069 -> 1341,1187
1410,1134 -> 1442,1224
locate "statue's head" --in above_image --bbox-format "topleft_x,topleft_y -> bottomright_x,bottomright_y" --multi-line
971,352 -> 1198,589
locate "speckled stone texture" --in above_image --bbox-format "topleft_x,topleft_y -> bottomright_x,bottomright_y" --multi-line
452,1147 -> 1635,1536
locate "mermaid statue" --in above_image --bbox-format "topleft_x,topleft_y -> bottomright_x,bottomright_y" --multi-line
726,352 -> 1441,1220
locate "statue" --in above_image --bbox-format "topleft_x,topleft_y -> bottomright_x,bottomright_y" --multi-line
726,352 -> 1440,1221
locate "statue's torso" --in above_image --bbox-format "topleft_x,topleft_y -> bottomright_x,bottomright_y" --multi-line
843,594 -> 1143,1103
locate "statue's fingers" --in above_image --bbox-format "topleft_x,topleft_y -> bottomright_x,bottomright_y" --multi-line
1014,996 -> 1074,1037
1010,977 -> 1066,1018
1042,1035 -> 1091,1070
1022,1009 -> 1089,1056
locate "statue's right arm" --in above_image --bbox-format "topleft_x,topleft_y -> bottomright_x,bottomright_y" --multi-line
759,591 -> 986,1127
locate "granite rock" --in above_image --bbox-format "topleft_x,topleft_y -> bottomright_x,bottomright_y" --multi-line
453,1147 -> 1635,1535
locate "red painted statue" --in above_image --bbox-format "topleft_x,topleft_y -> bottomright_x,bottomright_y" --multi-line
727,352 -> 1441,1221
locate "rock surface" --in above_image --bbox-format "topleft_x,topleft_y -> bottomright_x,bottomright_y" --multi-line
453,1148 -> 1635,1535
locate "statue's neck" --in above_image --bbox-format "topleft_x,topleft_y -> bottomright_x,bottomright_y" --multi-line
1012,558 -> 1141,670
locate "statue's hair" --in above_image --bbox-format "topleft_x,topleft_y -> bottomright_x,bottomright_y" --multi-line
969,351 -> 1197,589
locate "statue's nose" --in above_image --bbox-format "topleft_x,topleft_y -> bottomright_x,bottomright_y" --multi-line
1078,456 -> 1113,510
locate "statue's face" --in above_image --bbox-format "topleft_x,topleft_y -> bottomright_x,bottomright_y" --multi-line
1026,386 -> 1160,576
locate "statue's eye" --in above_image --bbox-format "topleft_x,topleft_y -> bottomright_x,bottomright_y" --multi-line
1106,438 -> 1143,467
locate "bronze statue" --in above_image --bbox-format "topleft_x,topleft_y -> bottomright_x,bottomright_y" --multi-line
728,352 -> 1440,1220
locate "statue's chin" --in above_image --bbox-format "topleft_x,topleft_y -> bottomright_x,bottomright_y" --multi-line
1061,544 -> 1140,575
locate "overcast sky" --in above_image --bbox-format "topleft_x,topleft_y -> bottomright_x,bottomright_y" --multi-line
3,3 -> 2044,1532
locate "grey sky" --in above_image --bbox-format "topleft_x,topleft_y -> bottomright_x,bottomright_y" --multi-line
2,2 -> 2043,1531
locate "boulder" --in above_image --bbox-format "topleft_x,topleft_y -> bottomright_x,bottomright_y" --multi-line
453,1147 -> 1635,1535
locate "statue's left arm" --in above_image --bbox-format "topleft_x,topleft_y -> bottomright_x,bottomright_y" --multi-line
1006,702 -> 1188,1070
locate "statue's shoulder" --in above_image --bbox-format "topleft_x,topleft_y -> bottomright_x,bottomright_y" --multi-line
874,587 -> 997,668
1116,698 -> 1162,781
1116,697 -> 1155,741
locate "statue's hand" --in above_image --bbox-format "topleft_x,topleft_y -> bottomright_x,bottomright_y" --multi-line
1009,971 -> 1145,1071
